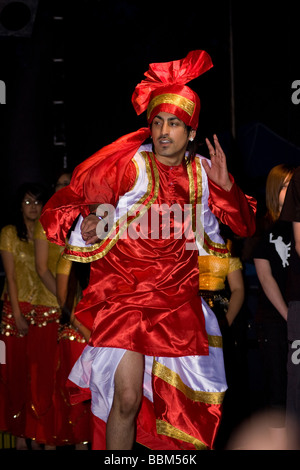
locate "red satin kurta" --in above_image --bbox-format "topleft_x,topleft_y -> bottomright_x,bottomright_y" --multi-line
69,151 -> 256,357
40,143 -> 256,450
75,158 -> 208,357
41,141 -> 256,359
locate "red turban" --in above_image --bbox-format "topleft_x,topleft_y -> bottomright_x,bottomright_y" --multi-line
132,50 -> 213,129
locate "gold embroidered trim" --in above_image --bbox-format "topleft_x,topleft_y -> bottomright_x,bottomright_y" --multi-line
64,152 -> 159,263
1,308 -> 61,336
204,233 -> 229,250
191,158 -> 229,258
207,334 -> 223,348
195,158 -> 203,205
131,157 -> 139,191
147,94 -> 195,120
153,360 -> 225,404
186,159 -> 196,232
156,420 -> 207,450
58,325 -> 86,343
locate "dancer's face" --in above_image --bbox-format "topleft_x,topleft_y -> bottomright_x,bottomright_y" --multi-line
151,112 -> 196,166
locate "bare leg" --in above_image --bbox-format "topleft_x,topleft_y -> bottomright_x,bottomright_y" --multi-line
106,351 -> 144,450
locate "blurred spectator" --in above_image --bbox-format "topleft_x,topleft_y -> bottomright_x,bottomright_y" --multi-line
25,170 -> 72,448
0,183 -> 47,450
280,165 -> 300,446
198,224 -> 245,448
253,164 -> 295,438
54,255 -> 92,448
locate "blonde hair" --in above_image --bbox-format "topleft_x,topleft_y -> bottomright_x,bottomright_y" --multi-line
265,164 -> 295,222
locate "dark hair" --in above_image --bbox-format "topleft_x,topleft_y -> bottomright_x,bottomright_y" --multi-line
185,125 -> 198,162
15,182 -> 48,241
52,168 -> 73,193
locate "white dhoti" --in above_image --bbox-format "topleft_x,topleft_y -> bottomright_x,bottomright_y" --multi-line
68,299 -> 227,450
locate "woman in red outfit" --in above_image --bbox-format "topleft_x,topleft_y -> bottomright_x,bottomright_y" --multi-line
25,171 -> 72,448
54,256 -> 92,448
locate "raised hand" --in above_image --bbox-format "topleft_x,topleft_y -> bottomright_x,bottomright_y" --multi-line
202,134 -> 233,191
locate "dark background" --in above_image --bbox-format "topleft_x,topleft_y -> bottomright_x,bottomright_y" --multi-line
0,0 -> 300,224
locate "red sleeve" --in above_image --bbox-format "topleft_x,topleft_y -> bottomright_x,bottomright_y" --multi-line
119,160 -> 137,195
80,160 -> 137,218
208,175 -> 257,237
40,127 -> 150,246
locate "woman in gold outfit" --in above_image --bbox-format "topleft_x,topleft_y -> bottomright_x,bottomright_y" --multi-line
0,183 -> 47,450
198,239 -> 244,331
25,171 -> 72,448
198,227 -> 245,448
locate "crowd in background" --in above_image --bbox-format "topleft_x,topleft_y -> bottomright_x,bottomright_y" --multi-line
0,170 -> 92,450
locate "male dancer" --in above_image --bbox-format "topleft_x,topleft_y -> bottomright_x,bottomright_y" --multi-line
41,50 -> 256,450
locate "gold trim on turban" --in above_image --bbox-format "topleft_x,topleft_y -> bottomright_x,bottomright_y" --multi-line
147,93 -> 195,121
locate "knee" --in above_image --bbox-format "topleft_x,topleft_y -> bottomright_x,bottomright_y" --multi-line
115,387 -> 142,418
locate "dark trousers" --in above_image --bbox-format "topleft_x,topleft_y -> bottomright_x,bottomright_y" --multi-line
287,301 -> 300,442
256,321 -> 287,414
